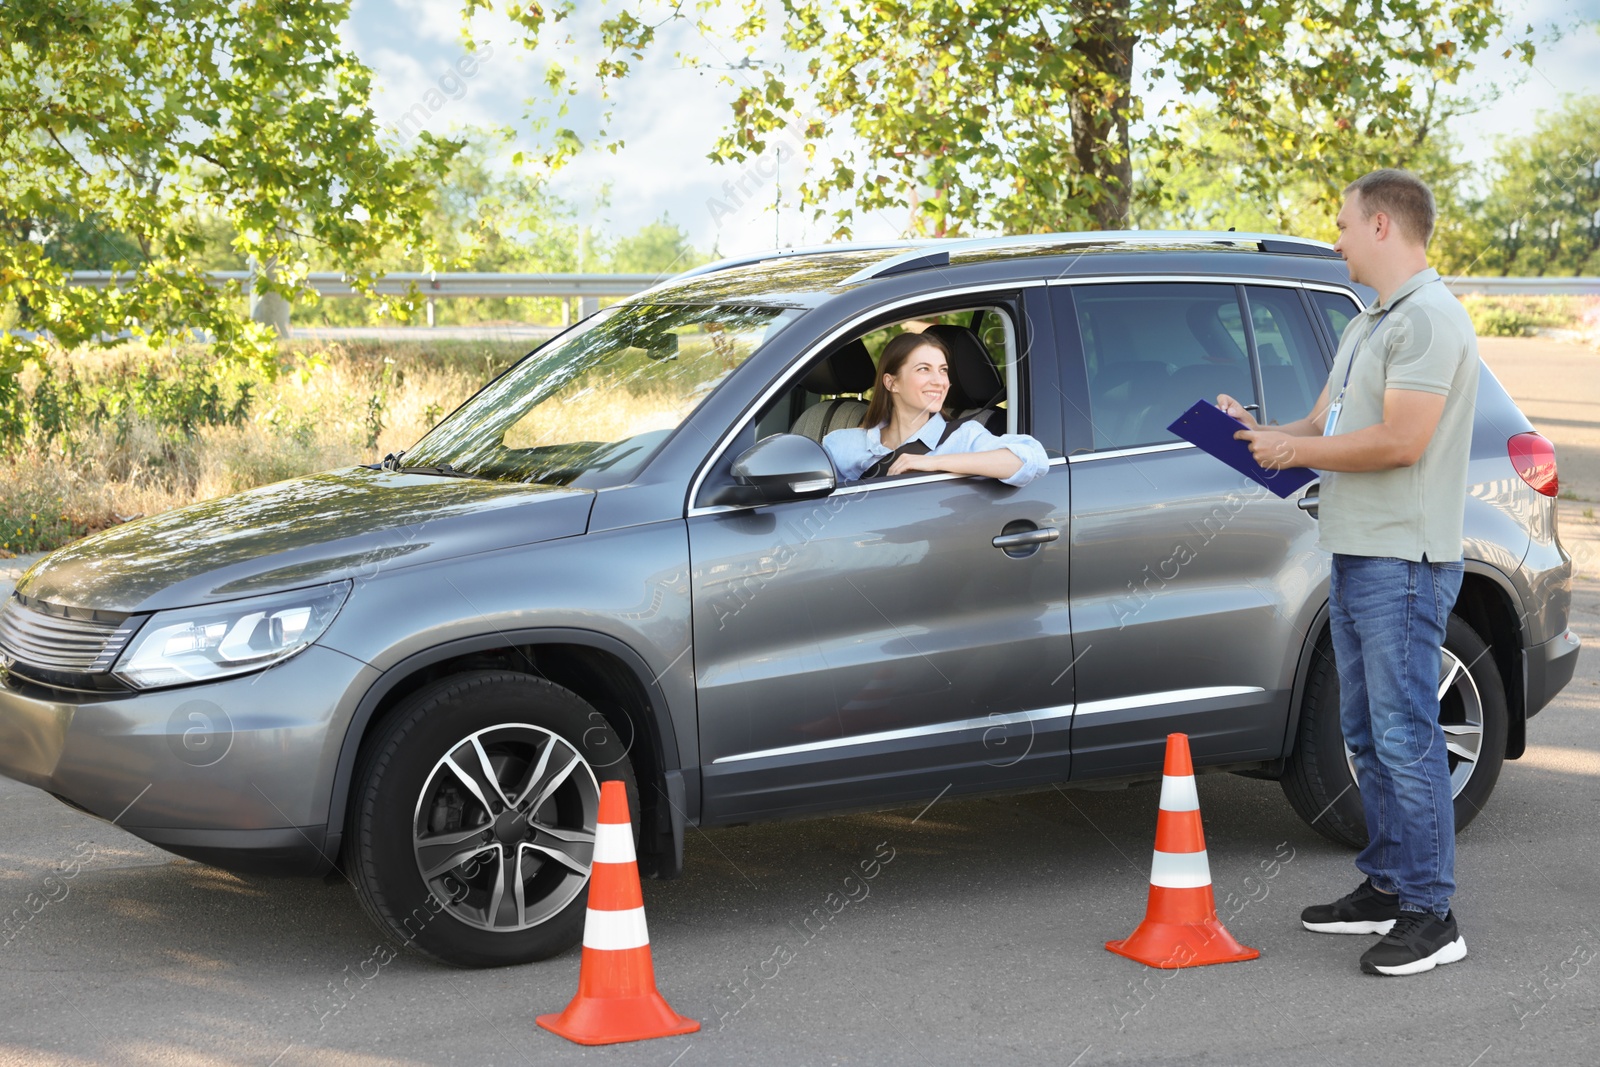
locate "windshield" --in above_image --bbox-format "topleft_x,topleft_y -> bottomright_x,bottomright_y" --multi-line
402,303 -> 801,486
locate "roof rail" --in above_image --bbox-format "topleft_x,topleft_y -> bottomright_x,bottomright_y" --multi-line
840,230 -> 1339,284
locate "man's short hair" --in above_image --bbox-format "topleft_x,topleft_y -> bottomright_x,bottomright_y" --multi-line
1344,169 -> 1436,246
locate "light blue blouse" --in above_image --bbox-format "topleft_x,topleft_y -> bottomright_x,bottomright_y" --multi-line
823,414 -> 1050,487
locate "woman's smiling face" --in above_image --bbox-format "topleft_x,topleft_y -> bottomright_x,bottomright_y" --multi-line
885,342 -> 950,416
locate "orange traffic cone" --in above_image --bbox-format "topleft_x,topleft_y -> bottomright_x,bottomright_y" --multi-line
1105,733 -> 1259,968
536,781 -> 700,1045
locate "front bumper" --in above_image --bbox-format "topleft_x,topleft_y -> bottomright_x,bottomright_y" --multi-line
1527,626 -> 1582,720
0,644 -> 378,875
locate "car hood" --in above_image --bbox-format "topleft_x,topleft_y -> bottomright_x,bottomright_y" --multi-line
16,466 -> 595,614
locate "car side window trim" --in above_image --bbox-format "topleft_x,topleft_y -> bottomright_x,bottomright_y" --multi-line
1046,274 -> 1310,289
686,281 -> 1047,515
1300,283 -> 1367,360
1061,279 -> 1261,454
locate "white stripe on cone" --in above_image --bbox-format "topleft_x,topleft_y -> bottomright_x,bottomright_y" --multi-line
592,821 -> 636,864
1158,774 -> 1200,812
582,905 -> 650,951
1149,848 -> 1212,889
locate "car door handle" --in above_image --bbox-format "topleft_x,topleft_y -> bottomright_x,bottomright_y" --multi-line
1297,488 -> 1319,517
992,527 -> 1060,549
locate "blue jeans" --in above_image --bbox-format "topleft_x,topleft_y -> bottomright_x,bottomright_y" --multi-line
1328,553 -> 1463,918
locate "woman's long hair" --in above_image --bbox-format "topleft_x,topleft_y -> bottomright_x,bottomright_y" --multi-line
859,330 -> 951,429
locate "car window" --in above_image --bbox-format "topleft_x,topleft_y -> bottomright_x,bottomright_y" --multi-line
1307,289 -> 1362,350
1244,286 -> 1331,426
404,303 -> 801,487
1073,283 -> 1256,451
763,304 -> 1015,441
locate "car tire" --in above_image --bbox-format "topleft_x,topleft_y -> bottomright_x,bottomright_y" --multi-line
345,670 -> 637,967
1281,616 -> 1507,849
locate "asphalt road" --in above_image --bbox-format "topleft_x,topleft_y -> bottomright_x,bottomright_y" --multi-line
2,339 -> 1598,1066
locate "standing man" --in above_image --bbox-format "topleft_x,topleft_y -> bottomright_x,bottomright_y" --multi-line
1218,168 -> 1479,976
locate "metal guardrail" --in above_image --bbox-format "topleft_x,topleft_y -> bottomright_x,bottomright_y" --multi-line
1445,277 -> 1600,296
67,270 -> 664,328
66,270 -> 663,297
67,269 -> 1599,300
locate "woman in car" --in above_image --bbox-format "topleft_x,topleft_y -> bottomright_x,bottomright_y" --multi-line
822,331 -> 1049,486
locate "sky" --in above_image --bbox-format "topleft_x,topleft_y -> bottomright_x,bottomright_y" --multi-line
344,0 -> 1600,261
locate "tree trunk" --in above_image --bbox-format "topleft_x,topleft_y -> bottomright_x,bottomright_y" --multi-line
248,256 -> 292,338
1066,0 -> 1135,230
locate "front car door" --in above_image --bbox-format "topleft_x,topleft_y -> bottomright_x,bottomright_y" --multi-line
687,290 -> 1078,822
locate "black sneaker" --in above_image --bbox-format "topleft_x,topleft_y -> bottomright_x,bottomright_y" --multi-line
1360,910 -> 1467,976
1300,879 -> 1400,934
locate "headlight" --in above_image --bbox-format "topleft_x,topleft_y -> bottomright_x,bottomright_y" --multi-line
113,581 -> 351,690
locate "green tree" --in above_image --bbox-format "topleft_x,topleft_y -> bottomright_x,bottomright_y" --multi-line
1137,104 -> 1471,246
472,0 -> 1529,238
300,130 -> 589,327
607,214 -> 705,275
1444,96 -> 1600,277
0,0 -> 462,393
412,132 -> 582,273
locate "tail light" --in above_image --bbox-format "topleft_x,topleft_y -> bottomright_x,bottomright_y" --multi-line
1508,432 -> 1559,497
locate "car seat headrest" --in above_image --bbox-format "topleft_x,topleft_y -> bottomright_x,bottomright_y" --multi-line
923,324 -> 1004,410
803,338 -> 875,394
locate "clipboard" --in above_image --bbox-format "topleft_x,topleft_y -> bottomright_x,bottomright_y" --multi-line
1166,399 -> 1317,499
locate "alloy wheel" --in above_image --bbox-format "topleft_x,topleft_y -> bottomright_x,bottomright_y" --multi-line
411,723 -> 600,933
1344,648 -> 1485,799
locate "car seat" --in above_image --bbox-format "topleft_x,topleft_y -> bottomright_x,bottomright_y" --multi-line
791,339 -> 875,441
922,323 -> 1006,434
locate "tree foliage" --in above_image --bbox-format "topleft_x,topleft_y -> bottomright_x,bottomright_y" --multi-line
0,0 -> 462,397
474,0 -> 1530,239
1440,95 -> 1600,277
607,214 -> 706,275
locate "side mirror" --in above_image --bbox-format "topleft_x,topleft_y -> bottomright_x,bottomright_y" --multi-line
720,434 -> 837,505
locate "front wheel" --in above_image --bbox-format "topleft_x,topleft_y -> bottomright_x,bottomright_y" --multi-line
1281,616 -> 1508,848
345,671 -> 637,967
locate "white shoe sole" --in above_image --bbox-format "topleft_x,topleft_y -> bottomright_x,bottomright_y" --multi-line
1365,936 -> 1468,976
1302,918 -> 1397,935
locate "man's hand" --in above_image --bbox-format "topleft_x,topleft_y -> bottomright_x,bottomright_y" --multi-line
1235,428 -> 1301,469
1216,393 -> 1259,430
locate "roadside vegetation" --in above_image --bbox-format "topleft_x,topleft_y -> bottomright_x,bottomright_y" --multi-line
0,339 -> 529,557
1460,295 -> 1600,339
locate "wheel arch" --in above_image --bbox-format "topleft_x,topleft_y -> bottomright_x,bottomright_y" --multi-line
326,628 -> 688,879
1455,562 -> 1527,760
1278,559 -> 1528,766
1279,599 -> 1333,764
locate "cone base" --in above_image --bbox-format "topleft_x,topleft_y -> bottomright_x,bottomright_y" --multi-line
537,991 -> 701,1046
1106,920 -> 1260,968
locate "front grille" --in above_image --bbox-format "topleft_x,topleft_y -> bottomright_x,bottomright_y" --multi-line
0,594 -> 140,674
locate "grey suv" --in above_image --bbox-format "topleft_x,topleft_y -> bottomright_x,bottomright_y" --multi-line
0,233 -> 1580,967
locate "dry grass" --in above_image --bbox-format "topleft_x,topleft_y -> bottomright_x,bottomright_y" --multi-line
0,339 -> 530,557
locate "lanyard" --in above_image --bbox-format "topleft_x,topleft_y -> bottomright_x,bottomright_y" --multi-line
1335,293 -> 1411,403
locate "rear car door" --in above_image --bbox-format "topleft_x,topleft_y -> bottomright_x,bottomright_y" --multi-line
1051,278 -> 1331,778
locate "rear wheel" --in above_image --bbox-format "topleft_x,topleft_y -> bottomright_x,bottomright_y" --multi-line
346,670 -> 637,967
1281,616 -> 1508,848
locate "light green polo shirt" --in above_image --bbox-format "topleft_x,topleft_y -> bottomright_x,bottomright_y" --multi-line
1317,267 -> 1480,563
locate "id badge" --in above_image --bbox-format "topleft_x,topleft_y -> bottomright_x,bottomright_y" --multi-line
1324,400 -> 1342,437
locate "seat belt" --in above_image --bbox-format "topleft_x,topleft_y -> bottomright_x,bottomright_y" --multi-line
861,416 -> 970,479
